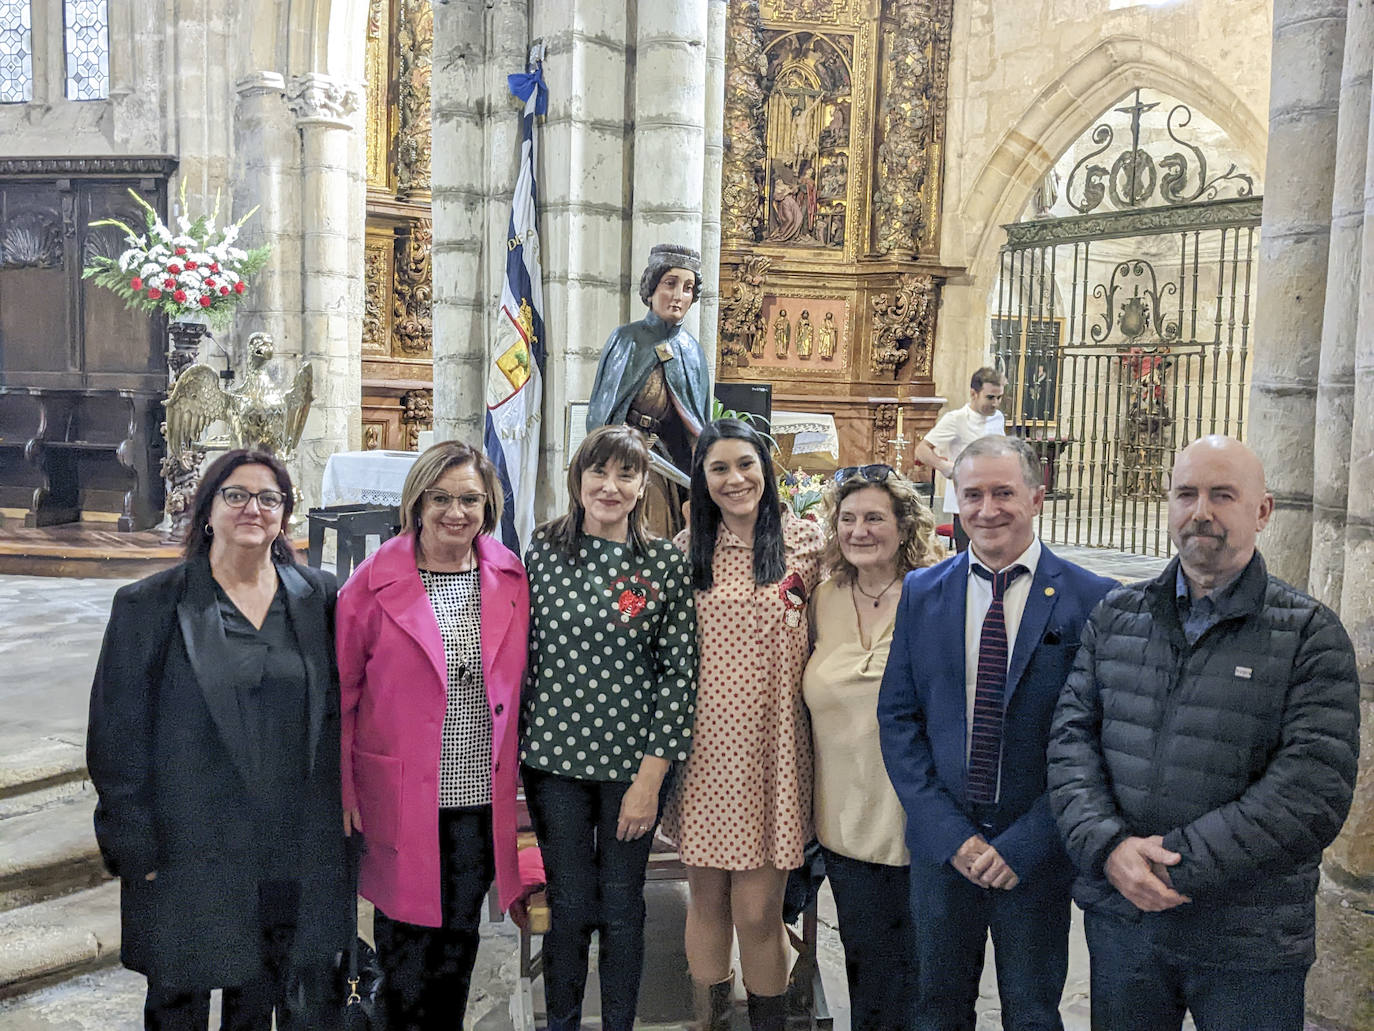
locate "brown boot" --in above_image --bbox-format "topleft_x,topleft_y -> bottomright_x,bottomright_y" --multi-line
692,972 -> 735,1031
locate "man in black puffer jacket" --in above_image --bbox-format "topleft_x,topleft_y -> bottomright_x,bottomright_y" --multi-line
1047,435 -> 1360,1031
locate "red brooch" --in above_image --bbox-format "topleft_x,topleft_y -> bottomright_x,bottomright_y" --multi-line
778,572 -> 807,628
610,574 -> 657,624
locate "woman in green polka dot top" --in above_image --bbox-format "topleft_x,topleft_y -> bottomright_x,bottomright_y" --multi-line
520,424 -> 698,1031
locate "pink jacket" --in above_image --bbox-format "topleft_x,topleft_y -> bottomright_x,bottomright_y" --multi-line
337,532 -> 530,926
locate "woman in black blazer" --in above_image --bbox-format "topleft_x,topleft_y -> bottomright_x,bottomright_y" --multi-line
87,448 -> 352,1031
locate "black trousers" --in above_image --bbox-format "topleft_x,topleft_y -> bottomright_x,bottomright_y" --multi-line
372,806 -> 495,1031
143,881 -> 336,1031
522,765 -> 665,1031
952,514 -> 970,553
820,846 -> 917,1031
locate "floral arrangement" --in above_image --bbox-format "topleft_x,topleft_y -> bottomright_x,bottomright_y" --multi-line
778,469 -> 827,520
81,182 -> 270,328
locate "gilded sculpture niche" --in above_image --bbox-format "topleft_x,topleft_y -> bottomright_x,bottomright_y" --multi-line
716,0 -> 955,468
360,0 -> 434,450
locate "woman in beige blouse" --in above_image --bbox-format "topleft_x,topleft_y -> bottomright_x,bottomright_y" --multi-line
802,465 -> 945,1031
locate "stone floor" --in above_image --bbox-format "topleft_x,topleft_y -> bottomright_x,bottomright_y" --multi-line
0,544 -> 1171,1029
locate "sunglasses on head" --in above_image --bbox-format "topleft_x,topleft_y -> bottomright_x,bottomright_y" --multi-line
834,463 -> 894,485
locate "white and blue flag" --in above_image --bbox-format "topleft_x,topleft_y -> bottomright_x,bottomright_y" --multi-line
485,49 -> 547,552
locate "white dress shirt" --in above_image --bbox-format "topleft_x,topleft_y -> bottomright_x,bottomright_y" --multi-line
963,538 -> 1042,800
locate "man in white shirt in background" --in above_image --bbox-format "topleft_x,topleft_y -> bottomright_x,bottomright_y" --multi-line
914,366 -> 1007,552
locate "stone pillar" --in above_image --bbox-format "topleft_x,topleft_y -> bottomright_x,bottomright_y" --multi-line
1249,0 -> 1347,586
1310,9 -> 1374,1027
431,0 -> 490,444
530,1 -> 635,513
232,72 -> 303,369
285,73 -> 363,505
698,0 -> 728,373
1309,0 -> 1372,610
631,0 -> 708,340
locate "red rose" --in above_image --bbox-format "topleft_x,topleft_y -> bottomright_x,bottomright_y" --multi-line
175,247 -> 187,256
130,277 -> 143,291
186,261 -> 197,270
204,278 -> 216,288
163,278 -> 176,289
167,263 -> 181,274
209,262 -> 220,272
219,286 -> 230,296
147,288 -> 162,299
172,289 -> 187,303
234,281 -> 245,295
199,296 -> 212,308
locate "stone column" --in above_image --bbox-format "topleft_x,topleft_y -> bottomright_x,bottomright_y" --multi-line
285,73 -> 363,505
631,0 -> 708,340
530,1 -> 635,513
698,0 -> 727,373
1311,9 -> 1374,1027
1309,0 -> 1371,610
1249,0 -> 1347,586
431,0 -> 490,444
232,72 -> 303,369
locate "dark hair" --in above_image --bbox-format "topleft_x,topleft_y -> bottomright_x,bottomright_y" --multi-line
184,448 -> 296,565
539,425 -> 653,562
970,366 -> 1006,392
399,440 -> 503,538
688,419 -> 786,591
639,264 -> 703,309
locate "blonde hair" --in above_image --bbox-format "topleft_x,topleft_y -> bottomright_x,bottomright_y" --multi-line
821,471 -> 946,583
399,440 -> 504,537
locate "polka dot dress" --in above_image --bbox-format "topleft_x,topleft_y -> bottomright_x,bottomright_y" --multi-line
662,510 -> 825,871
520,532 -> 698,781
419,568 -> 492,808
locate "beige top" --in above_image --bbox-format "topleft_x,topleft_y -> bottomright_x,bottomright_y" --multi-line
801,577 -> 910,866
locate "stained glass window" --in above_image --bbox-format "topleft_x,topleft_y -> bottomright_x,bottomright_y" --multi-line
0,0 -> 34,104
64,0 -> 108,101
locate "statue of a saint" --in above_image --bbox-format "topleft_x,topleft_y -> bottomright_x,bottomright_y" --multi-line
774,309 -> 791,359
818,311 -> 838,360
587,243 -> 711,537
796,310 -> 814,360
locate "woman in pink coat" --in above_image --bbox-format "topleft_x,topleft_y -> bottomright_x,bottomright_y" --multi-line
337,440 -> 531,1029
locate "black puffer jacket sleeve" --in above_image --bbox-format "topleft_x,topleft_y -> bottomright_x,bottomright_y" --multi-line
1047,614 -> 1130,877
1160,604 -> 1360,898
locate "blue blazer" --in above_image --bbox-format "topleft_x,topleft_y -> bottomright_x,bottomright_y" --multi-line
878,545 -> 1115,882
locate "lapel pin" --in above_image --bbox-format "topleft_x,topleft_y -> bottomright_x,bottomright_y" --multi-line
1044,586 -> 1055,597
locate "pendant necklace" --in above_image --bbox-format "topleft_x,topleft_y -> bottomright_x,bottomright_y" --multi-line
852,574 -> 900,609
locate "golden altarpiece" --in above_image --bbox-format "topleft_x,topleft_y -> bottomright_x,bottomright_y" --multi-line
715,0 -> 957,469
361,0 -> 435,451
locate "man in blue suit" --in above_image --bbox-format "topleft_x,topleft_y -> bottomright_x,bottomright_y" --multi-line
878,435 -> 1116,1030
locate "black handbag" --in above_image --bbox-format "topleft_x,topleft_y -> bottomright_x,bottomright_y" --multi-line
341,835 -> 385,1030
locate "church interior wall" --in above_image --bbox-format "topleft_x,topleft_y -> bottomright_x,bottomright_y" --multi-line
933,0 -> 1273,410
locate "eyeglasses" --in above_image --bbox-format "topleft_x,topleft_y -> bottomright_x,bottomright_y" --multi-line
422,489 -> 488,511
834,464 -> 894,485
218,487 -> 286,511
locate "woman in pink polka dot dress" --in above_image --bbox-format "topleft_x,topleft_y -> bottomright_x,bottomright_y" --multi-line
662,419 -> 824,1031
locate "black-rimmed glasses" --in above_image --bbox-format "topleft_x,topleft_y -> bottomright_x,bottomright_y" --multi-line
834,463 -> 894,485
218,487 -> 286,511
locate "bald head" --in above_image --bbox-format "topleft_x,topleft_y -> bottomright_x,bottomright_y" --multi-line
1168,435 -> 1274,592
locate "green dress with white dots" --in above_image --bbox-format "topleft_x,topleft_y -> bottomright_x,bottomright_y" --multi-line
520,531 -> 698,781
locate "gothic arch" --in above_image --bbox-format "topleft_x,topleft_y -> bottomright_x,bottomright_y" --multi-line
958,35 -> 1268,286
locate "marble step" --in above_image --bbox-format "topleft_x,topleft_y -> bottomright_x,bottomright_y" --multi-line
0,781 -> 108,913
0,881 -> 121,1002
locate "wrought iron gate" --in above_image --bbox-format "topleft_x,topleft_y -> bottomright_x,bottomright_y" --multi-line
991,90 -> 1261,556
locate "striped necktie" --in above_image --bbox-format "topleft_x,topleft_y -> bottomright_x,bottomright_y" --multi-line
967,563 -> 1028,804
